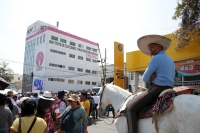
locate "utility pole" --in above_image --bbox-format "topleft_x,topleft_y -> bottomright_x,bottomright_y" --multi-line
104,48 -> 106,84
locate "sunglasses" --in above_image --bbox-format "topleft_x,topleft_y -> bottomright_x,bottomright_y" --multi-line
68,100 -> 73,103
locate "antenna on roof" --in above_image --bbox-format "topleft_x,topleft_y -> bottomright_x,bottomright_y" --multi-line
57,21 -> 59,28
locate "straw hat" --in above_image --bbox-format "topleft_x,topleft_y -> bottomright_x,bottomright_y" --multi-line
39,91 -> 55,101
67,94 -> 78,101
137,34 -> 172,55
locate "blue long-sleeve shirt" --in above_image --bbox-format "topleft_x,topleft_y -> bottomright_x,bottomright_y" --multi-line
143,50 -> 175,86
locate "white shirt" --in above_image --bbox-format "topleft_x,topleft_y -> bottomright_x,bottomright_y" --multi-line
59,101 -> 66,114
92,95 -> 100,104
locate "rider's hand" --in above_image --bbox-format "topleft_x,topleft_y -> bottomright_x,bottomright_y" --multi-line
150,73 -> 156,81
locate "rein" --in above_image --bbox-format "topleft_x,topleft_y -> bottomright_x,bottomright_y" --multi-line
99,84 -> 116,125
98,84 -> 133,125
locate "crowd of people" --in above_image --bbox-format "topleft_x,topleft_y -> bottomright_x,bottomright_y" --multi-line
0,89 -> 101,133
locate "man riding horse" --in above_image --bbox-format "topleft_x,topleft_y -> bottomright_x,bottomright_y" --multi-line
126,35 -> 175,133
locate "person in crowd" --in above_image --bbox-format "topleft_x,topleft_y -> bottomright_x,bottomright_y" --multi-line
0,93 -> 12,133
92,93 -> 100,119
25,92 -> 31,98
58,91 -> 67,114
12,95 -> 17,103
126,35 -> 175,133
105,104 -> 115,118
32,93 -> 39,104
15,94 -> 21,106
7,91 -> 21,118
6,98 -> 18,121
80,92 -> 90,133
6,91 -> 16,105
87,92 -> 93,117
64,92 -> 71,107
36,91 -> 61,133
57,94 -> 88,133
10,98 -> 47,133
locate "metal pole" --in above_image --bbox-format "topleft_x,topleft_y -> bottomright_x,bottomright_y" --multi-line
97,44 -> 104,86
124,63 -> 126,89
104,48 -> 106,84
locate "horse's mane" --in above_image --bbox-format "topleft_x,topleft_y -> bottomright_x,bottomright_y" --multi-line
106,84 -> 131,95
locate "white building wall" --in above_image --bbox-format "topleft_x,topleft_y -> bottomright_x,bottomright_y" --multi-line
24,20 -> 99,93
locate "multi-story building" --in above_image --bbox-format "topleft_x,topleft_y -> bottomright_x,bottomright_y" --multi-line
22,20 -> 99,93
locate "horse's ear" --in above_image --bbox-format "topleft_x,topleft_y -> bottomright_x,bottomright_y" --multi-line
138,86 -> 147,91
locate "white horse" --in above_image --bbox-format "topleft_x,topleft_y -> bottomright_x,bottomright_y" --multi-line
98,84 -> 200,133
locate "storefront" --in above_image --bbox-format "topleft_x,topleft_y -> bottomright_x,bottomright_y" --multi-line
126,33 -> 200,92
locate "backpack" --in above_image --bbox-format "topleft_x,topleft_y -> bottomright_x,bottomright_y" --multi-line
60,107 -> 81,132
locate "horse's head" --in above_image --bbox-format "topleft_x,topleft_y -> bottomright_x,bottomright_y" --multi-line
98,84 -> 110,113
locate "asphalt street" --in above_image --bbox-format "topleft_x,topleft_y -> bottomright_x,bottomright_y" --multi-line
87,117 -> 118,133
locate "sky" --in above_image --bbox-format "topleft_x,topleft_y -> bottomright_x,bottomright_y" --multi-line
0,0 -> 180,75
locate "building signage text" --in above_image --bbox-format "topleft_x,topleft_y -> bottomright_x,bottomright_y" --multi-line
49,40 -> 98,56
86,53 -> 98,59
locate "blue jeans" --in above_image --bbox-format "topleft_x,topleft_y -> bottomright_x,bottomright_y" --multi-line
81,122 -> 84,133
0,131 -> 8,133
48,129 -> 54,133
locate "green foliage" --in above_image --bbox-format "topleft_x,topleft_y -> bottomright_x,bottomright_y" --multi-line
172,0 -> 200,50
0,61 -> 14,82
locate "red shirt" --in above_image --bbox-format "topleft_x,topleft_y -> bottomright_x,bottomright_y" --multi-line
44,96 -> 61,131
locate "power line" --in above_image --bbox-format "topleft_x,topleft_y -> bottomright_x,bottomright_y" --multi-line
0,26 -> 25,35
92,27 -> 178,38
0,32 -> 24,41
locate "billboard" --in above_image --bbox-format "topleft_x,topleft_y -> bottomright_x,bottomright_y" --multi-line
176,60 -> 200,76
114,42 -> 124,88
33,79 -> 44,92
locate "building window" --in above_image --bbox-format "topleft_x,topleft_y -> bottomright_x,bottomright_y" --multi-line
48,78 -> 65,82
50,49 -> 66,55
77,68 -> 83,72
78,56 -> 83,60
92,48 -> 97,52
70,41 -> 76,46
68,79 -> 74,84
86,69 -> 90,73
69,54 -> 75,58
49,63 -> 65,68
40,36 -> 42,44
86,46 -> 91,51
43,34 -> 45,43
77,80 -> 82,84
92,70 -> 97,74
51,36 -> 58,41
86,58 -> 91,62
18,77 -> 20,80
131,73 -> 134,80
60,38 -> 66,43
37,37 -> 39,45
68,66 -> 75,71
78,44 -> 84,48
85,81 -> 90,85
92,82 -> 97,85
92,59 -> 97,63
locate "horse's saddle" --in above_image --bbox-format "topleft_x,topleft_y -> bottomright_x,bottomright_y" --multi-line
138,89 -> 178,119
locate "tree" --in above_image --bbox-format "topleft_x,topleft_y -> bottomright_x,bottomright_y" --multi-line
172,0 -> 200,50
0,61 -> 14,82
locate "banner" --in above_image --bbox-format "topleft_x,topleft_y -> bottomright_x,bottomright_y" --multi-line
33,79 -> 44,92
175,60 -> 200,76
114,42 -> 124,88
